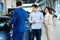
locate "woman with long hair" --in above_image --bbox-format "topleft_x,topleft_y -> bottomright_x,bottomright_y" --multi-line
43,7 -> 53,40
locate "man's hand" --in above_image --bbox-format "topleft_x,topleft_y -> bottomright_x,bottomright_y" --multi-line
32,20 -> 36,24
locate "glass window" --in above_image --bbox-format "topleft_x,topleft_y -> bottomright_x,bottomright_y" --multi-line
11,0 -> 16,7
16,0 -> 43,4
23,0 -> 36,4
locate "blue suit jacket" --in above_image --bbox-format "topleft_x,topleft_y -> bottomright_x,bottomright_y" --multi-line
9,7 -> 27,32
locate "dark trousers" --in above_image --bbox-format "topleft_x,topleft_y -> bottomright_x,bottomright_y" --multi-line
12,32 -> 24,40
30,29 -> 42,40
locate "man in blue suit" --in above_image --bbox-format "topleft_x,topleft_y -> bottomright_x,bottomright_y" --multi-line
9,1 -> 27,40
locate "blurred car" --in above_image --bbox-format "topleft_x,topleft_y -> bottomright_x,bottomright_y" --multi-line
0,16 -> 11,40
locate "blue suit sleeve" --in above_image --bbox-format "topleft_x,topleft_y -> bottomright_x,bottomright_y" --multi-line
9,12 -> 17,25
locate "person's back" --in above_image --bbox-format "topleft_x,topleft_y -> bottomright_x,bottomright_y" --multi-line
13,7 -> 27,32
9,1 -> 27,40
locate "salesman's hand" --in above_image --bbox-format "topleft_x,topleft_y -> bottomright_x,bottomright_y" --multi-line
32,20 -> 36,24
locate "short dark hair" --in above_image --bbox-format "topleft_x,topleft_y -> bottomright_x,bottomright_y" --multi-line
32,4 -> 38,8
16,1 -> 22,6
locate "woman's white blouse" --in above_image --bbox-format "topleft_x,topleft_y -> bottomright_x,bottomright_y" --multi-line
44,13 -> 53,25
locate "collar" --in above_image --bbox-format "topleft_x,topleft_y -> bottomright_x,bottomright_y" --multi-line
17,6 -> 22,8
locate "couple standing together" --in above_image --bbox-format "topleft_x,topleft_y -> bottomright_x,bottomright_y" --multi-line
29,5 -> 53,40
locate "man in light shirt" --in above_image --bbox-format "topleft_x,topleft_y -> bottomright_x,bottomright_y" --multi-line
29,4 -> 43,40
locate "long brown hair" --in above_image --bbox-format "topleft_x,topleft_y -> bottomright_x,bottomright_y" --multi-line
44,7 -> 52,15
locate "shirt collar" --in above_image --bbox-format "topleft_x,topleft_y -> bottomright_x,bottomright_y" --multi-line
17,6 -> 22,8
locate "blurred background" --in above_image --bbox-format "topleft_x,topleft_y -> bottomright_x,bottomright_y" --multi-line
0,0 -> 60,40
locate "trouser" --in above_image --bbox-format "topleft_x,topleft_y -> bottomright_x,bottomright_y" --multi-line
12,32 -> 24,40
44,24 -> 53,40
30,29 -> 42,40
